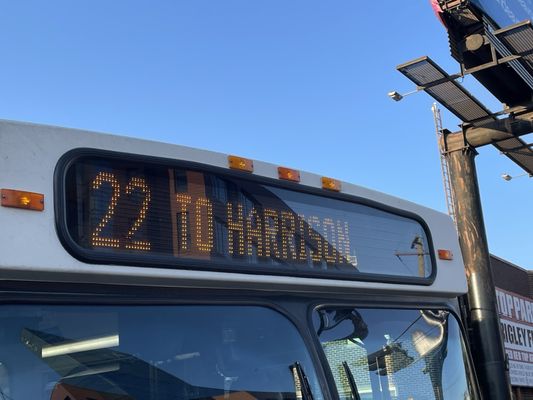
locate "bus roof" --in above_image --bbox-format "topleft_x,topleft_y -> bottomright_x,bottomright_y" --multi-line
0,119 -> 466,297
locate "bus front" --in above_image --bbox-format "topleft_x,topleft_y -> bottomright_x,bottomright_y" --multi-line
0,121 -> 478,399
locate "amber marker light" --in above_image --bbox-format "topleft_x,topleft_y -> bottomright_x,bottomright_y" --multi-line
228,155 -> 254,173
321,177 -> 341,192
1,188 -> 44,211
438,249 -> 453,260
278,167 -> 300,182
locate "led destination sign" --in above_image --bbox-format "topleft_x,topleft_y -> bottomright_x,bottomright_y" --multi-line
60,153 -> 432,280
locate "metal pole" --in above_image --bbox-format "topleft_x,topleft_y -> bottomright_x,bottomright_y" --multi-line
446,144 -> 511,399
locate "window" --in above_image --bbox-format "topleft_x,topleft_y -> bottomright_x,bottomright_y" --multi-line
313,307 -> 474,400
0,305 -> 322,400
61,153 -> 433,282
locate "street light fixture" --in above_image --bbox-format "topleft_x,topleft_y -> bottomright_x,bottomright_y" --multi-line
501,172 -> 531,181
387,88 -> 420,102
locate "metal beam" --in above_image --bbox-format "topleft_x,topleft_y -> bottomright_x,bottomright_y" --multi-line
444,110 -> 533,151
505,142 -> 533,152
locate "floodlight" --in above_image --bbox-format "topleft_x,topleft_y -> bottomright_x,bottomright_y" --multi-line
388,91 -> 403,101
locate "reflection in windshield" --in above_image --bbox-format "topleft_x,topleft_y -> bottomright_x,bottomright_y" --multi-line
314,308 -> 473,400
0,305 -> 322,400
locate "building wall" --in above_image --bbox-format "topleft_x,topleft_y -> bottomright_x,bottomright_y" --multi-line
491,255 -> 530,297
490,255 -> 533,399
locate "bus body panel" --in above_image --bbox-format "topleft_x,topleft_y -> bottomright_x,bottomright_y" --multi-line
0,119 -> 466,297
0,119 -> 480,400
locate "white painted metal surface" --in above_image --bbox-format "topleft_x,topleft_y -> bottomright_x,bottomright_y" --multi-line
0,119 -> 467,296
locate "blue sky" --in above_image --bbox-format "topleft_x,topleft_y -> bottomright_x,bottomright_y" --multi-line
0,1 -> 530,268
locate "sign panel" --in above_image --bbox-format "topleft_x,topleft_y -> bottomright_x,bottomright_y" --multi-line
57,151 -> 433,282
470,0 -> 533,28
496,287 -> 533,387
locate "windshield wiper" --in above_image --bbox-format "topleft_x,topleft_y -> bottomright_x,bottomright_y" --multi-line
290,362 -> 314,400
342,361 -> 361,400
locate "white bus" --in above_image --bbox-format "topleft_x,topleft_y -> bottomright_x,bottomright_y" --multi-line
0,120 -> 478,399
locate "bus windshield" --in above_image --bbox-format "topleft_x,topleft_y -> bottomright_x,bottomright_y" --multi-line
0,305 -> 322,400
313,307 -> 474,400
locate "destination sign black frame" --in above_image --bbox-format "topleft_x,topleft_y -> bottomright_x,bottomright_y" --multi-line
55,149 -> 436,285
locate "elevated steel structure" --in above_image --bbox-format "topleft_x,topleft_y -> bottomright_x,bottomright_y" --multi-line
396,2 -> 532,398
397,56 -> 533,176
